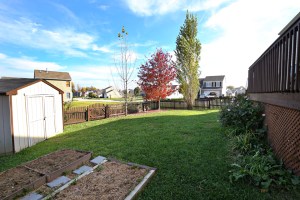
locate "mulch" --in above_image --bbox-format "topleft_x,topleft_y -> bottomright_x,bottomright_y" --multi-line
0,167 -> 43,199
55,161 -> 148,200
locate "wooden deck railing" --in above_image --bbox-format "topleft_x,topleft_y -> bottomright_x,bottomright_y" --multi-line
248,15 -> 300,93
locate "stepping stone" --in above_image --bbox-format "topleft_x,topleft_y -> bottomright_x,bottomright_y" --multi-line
21,192 -> 43,200
73,165 -> 93,175
47,176 -> 71,188
90,156 -> 106,165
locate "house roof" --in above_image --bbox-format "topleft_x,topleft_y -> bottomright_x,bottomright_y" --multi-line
0,78 -> 63,95
34,69 -> 71,81
204,75 -> 225,82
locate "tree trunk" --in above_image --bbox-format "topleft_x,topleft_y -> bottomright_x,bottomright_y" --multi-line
187,98 -> 193,110
125,84 -> 128,116
158,98 -> 161,110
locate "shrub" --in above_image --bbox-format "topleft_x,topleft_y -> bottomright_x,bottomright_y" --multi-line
88,92 -> 98,98
220,95 -> 299,191
220,95 -> 264,135
127,104 -> 141,114
230,148 -> 299,190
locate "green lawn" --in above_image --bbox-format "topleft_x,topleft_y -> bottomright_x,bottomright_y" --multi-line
0,110 -> 299,199
67,100 -> 120,108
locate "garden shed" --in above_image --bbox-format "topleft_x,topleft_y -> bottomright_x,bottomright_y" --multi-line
0,78 -> 64,154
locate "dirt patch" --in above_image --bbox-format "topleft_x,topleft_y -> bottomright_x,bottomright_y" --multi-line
24,149 -> 88,174
55,161 -> 148,200
0,166 -> 44,199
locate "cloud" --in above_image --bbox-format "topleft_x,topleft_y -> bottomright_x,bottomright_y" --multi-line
200,0 -> 300,86
0,53 -> 65,74
98,5 -> 109,10
69,66 -> 126,89
112,50 -> 143,64
124,0 -> 231,16
0,17 -> 95,57
92,44 -> 113,53
52,2 -> 78,21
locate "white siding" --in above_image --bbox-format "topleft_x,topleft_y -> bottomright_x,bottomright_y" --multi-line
0,96 -> 12,154
12,81 -> 63,152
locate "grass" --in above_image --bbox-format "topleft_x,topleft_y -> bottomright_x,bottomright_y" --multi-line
67,100 -> 119,108
0,110 -> 299,199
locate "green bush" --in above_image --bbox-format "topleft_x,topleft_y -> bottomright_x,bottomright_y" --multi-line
230,148 -> 299,190
220,95 -> 299,191
220,95 -> 264,135
88,92 -> 98,98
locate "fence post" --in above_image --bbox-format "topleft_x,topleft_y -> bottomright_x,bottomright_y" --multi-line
87,108 -> 90,121
105,105 -> 110,118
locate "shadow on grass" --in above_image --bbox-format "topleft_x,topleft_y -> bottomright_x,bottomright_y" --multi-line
0,110 -> 299,200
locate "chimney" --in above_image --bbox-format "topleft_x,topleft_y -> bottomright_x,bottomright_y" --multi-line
46,68 -> 48,73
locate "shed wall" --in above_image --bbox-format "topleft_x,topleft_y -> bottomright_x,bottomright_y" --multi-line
12,81 -> 63,152
0,96 -> 12,154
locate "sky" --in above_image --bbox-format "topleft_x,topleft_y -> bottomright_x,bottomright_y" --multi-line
0,0 -> 300,89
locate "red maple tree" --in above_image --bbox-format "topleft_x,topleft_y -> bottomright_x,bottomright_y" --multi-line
138,49 -> 177,109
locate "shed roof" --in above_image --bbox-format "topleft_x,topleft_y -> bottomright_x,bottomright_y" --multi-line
204,75 -> 225,82
0,78 -> 63,95
34,69 -> 71,81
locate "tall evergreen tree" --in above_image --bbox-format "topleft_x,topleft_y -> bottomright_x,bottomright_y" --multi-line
175,11 -> 201,109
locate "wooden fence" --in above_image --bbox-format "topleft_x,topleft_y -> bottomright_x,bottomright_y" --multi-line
158,98 -> 231,110
64,98 -> 231,125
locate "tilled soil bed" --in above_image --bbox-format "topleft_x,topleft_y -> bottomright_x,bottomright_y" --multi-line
0,166 -> 44,199
55,161 -> 148,200
24,149 -> 88,174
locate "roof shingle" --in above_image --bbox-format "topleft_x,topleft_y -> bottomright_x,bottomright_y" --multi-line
204,75 -> 225,82
34,70 -> 71,81
0,78 -> 38,95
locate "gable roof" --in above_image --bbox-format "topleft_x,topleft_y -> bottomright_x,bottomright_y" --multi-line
34,69 -> 71,81
0,78 -> 63,95
204,75 -> 225,82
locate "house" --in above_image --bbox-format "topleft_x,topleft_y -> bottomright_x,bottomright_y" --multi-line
34,69 -> 72,102
199,75 -> 226,98
102,86 -> 122,98
226,89 -> 235,97
0,78 -> 63,154
166,85 -> 183,99
234,86 -> 246,96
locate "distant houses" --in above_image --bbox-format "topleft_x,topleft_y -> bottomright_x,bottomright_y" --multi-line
34,69 -> 73,102
166,85 -> 183,99
199,75 -> 226,98
226,86 -> 246,97
101,86 -> 122,98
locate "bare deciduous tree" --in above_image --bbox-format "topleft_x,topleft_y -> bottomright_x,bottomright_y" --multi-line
114,26 -> 135,116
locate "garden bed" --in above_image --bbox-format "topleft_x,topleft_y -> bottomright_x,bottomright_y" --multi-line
23,149 -> 92,182
0,166 -> 45,200
54,161 -> 150,200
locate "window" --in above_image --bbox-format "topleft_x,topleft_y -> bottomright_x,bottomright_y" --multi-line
67,92 -> 71,99
220,81 -> 222,87
66,81 -> 70,87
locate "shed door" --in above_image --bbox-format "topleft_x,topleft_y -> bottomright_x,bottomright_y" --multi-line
27,96 -> 46,146
44,96 -> 56,138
